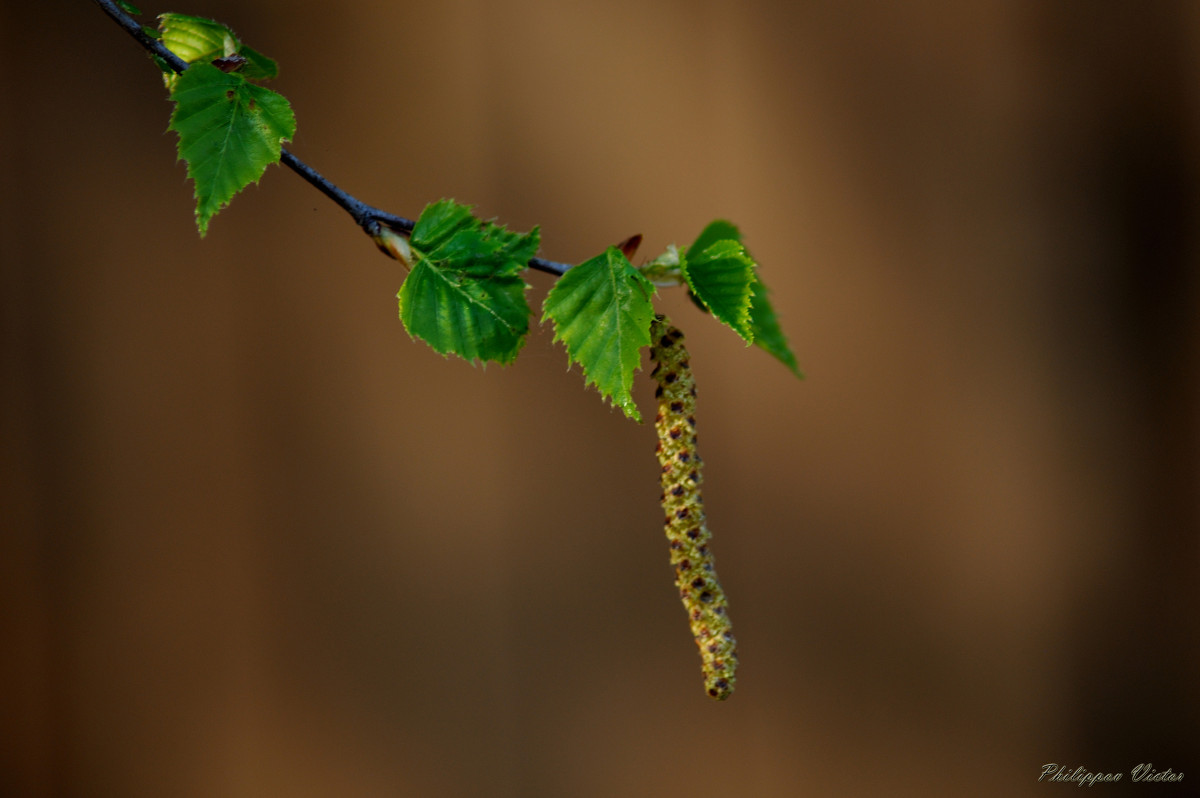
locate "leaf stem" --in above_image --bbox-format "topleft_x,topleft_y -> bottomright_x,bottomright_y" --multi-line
91,0 -> 572,276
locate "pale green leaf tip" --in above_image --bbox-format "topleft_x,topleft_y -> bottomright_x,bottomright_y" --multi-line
776,356 -> 805,379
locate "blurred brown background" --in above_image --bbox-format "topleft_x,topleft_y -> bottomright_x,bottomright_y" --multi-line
3,1 -> 1198,796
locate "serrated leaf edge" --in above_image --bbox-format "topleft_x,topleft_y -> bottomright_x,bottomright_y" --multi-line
543,248 -> 654,421
168,65 -> 294,235
682,240 -> 756,343
397,261 -> 529,365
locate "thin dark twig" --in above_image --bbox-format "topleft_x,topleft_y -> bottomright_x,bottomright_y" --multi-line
276,151 -> 412,235
91,0 -> 573,276
95,0 -> 188,71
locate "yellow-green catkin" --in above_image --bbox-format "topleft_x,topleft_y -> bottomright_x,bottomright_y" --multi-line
650,316 -> 738,700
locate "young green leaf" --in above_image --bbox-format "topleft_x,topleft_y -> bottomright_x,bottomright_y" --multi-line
747,275 -> 802,377
687,220 -> 802,376
168,63 -> 296,235
237,45 -> 279,81
542,247 -> 655,421
409,199 -> 540,279
689,219 -> 743,257
411,198 -> 476,250
117,1 -> 142,15
396,200 -> 538,365
682,239 -> 756,343
397,266 -> 530,365
683,219 -> 743,316
158,13 -> 238,65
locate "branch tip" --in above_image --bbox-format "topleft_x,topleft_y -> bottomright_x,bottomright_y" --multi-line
93,0 -> 575,276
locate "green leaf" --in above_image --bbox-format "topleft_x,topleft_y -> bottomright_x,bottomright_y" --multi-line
397,200 -> 538,365
542,247 -> 655,421
747,274 -> 803,377
238,45 -> 279,81
158,13 -> 238,64
687,219 -> 802,376
117,1 -> 142,15
157,14 -> 279,85
411,198 -> 477,254
397,267 -> 530,365
411,199 -> 540,279
682,239 -> 756,343
689,219 -> 743,257
168,63 -> 296,235
684,220 -> 742,315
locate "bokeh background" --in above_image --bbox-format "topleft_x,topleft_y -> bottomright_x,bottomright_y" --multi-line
3,1 -> 1198,796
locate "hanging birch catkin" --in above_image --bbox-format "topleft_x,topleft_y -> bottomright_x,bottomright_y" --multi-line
650,316 -> 738,700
